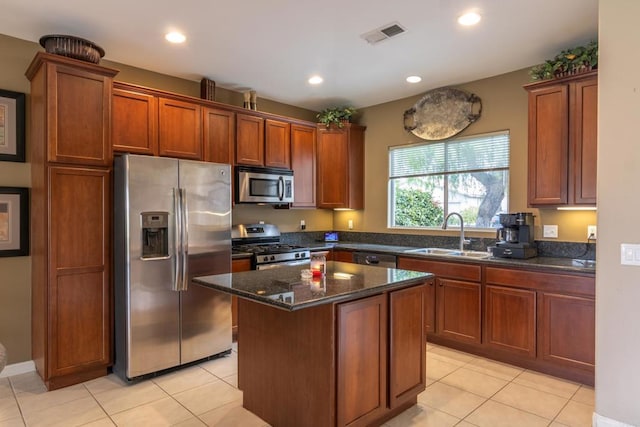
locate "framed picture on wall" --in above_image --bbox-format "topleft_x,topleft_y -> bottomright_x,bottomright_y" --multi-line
0,89 -> 26,163
0,187 -> 29,257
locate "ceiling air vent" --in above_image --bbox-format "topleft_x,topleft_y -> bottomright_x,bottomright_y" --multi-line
361,22 -> 407,45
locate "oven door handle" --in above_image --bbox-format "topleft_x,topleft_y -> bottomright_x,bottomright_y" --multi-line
256,259 -> 310,270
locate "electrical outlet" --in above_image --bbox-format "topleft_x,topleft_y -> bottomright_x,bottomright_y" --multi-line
587,225 -> 597,239
543,225 -> 558,238
348,219 -> 353,230
300,219 -> 306,230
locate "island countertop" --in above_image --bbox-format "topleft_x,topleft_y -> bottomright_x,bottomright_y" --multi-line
193,261 -> 433,311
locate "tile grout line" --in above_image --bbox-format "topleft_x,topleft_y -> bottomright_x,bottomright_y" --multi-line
436,352 -> 584,425
7,377 -> 27,427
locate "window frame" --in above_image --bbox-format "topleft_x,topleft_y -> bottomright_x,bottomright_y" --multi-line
387,130 -> 510,231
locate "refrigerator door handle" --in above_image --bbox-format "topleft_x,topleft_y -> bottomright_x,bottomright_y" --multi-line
180,188 -> 189,291
172,187 -> 182,292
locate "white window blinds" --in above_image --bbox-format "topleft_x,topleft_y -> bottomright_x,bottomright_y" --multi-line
389,131 -> 510,178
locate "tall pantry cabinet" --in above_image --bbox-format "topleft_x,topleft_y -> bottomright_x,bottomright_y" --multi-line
26,53 -> 118,390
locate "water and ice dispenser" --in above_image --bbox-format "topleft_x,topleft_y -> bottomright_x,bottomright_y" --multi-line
141,212 -> 169,259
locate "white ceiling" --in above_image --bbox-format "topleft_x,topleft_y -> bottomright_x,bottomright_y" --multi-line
1,0 -> 598,111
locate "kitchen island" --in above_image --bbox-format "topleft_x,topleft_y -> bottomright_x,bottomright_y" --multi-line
194,262 -> 433,427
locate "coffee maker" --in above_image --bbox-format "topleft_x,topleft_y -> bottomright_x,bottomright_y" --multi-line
490,212 -> 537,259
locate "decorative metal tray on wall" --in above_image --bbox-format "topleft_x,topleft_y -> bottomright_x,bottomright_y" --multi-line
403,87 -> 482,140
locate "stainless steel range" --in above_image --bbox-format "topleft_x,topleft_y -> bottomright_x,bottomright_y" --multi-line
232,223 -> 310,270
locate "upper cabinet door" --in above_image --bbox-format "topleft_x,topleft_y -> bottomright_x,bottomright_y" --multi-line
571,78 -> 598,204
316,124 -> 365,209
203,107 -> 235,165
236,114 -> 265,166
112,87 -> 158,156
158,97 -> 202,160
291,124 -> 316,208
525,71 -> 597,207
527,84 -> 569,206
46,63 -> 115,166
265,119 -> 291,168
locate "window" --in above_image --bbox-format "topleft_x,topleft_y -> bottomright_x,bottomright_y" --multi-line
388,131 -> 509,229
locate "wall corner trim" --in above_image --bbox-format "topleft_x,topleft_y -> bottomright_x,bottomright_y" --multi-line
0,360 -> 35,378
593,412 -> 635,427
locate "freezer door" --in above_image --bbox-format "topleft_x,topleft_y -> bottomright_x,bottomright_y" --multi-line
123,155 -> 181,378
179,160 -> 232,362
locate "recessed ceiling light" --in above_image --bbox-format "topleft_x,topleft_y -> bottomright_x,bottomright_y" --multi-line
165,31 -> 186,44
458,12 -> 481,26
308,75 -> 323,85
406,76 -> 422,83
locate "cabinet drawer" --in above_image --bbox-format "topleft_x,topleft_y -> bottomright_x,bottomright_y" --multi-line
485,267 -> 594,297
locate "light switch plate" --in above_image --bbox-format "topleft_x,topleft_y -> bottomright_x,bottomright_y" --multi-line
543,225 -> 558,238
621,243 -> 640,266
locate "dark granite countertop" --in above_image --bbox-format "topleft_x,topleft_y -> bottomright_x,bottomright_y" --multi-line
307,242 -> 595,274
194,261 -> 433,311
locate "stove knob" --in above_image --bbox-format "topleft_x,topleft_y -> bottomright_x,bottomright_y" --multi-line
270,255 -> 275,261
263,256 -> 269,263
295,253 -> 300,258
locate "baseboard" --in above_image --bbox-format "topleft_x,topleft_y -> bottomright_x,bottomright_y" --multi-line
593,412 -> 635,427
0,360 -> 36,378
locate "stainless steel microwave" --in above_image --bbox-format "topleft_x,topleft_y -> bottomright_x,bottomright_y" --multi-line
235,166 -> 294,204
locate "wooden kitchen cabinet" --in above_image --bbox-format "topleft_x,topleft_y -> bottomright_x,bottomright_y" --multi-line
333,249 -> 354,263
158,97 -> 202,160
265,119 -> 291,168
316,123 -> 365,209
337,294 -> 387,426
26,52 -> 118,389
485,266 -> 595,384
47,167 -> 112,382
203,107 -> 235,164
112,85 -> 158,156
236,113 -> 265,166
539,292 -> 595,371
30,54 -> 114,166
388,284 -> 427,409
484,285 -> 536,358
113,83 -> 204,160
397,257 -> 481,342
437,278 -> 482,344
290,124 -> 317,207
525,71 -> 597,206
238,281 -> 426,427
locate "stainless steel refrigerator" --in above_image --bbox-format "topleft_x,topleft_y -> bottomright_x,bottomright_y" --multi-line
114,154 -> 232,381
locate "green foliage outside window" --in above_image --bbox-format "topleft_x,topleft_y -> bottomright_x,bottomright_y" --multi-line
393,188 -> 444,227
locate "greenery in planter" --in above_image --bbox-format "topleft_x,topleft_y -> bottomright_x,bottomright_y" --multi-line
316,106 -> 357,128
529,40 -> 598,81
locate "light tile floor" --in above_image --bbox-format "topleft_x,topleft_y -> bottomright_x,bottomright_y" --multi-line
0,343 -> 594,426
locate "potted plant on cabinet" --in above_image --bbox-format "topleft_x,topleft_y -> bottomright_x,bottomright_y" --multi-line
529,41 -> 598,81
317,106 -> 357,128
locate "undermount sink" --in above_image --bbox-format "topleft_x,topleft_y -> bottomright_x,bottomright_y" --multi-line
403,247 -> 490,259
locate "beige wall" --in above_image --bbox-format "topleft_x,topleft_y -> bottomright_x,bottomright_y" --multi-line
336,68 -> 597,242
596,2 -> 640,425
0,35 -> 39,364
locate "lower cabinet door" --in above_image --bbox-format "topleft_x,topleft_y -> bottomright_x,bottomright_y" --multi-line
485,285 -> 536,358
337,294 -> 387,427
49,166 -> 111,377
539,292 -> 595,371
436,279 -> 481,344
389,284 -> 426,409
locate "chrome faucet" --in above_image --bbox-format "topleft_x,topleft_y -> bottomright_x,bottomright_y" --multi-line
442,212 -> 471,252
